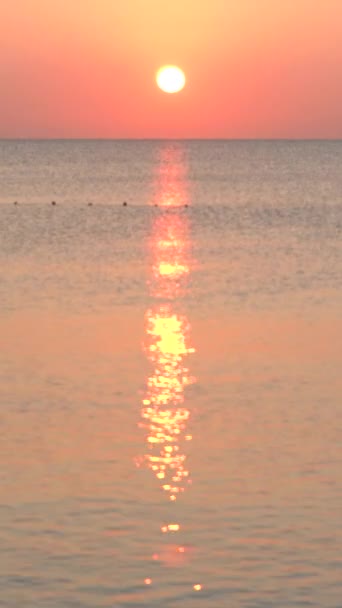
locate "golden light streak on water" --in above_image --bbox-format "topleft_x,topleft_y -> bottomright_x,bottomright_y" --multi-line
141,145 -> 195,503
140,143 -> 197,589
141,303 -> 195,500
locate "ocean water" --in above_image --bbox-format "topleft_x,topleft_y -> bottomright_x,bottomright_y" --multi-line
0,140 -> 342,607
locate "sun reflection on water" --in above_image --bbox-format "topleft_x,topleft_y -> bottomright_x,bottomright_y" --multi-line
142,304 -> 195,500
141,144 -> 195,503
139,144 -> 200,589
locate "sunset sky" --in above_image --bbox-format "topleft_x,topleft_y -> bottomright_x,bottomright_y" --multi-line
1,0 -> 341,138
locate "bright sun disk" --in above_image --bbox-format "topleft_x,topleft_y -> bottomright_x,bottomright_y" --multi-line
156,66 -> 186,94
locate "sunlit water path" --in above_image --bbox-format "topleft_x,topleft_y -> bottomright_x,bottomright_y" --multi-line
138,145 -> 201,593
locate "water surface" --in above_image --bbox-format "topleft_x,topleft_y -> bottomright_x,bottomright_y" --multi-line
1,140 -> 342,607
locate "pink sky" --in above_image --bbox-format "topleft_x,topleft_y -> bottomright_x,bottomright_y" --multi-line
1,0 -> 341,138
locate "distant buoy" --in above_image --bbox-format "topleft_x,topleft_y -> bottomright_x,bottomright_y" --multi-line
123,201 -> 127,207
13,201 -> 18,205
51,201 -> 56,206
88,202 -> 93,206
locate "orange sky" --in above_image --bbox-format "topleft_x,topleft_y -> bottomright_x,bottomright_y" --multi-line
1,0 -> 341,138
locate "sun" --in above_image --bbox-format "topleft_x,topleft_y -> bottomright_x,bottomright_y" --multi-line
156,66 -> 186,94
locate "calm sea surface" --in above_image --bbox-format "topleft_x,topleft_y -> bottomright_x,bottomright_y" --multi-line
0,140 -> 342,607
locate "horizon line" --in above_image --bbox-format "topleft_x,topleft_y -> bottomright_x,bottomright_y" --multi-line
1,137 -> 342,142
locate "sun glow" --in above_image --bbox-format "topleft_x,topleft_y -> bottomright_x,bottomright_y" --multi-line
156,66 -> 186,94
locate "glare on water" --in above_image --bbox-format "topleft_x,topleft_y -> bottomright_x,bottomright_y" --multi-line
139,144 -> 200,590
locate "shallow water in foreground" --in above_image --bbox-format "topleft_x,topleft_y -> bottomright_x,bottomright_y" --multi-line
1,141 -> 342,607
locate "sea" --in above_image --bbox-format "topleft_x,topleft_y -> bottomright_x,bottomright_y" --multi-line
0,140 -> 341,607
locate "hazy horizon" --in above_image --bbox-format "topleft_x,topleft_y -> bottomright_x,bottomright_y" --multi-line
1,137 -> 342,142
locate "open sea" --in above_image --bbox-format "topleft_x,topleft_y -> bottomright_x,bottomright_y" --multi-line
0,140 -> 342,607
